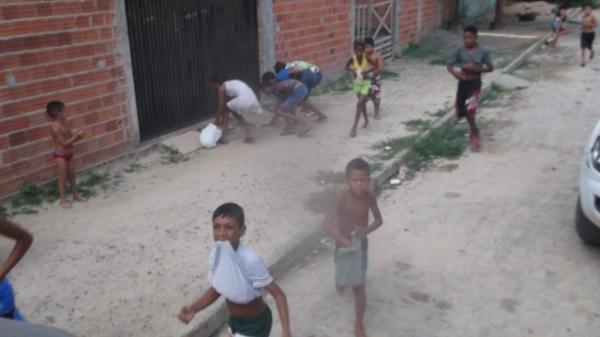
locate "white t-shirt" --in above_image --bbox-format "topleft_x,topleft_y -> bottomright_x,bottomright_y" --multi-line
208,241 -> 273,304
224,80 -> 261,114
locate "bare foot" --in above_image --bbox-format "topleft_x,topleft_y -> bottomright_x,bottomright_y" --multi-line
350,129 -> 357,138
217,138 -> 229,145
74,194 -> 87,202
361,121 -> 368,129
355,322 -> 367,337
297,125 -> 312,137
374,114 -> 381,120
243,136 -> 255,144
60,200 -> 72,209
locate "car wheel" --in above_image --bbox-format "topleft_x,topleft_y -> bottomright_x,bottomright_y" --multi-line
576,198 -> 600,245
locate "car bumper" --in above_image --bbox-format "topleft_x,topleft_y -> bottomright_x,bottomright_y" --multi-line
580,158 -> 600,228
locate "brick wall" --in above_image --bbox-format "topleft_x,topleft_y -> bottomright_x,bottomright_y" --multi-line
0,0 -> 131,196
398,0 -> 456,46
273,0 -> 353,74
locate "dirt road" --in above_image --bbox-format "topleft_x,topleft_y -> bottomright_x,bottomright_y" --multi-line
257,26 -> 600,337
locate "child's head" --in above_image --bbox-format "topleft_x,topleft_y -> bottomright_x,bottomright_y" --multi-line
364,37 -> 375,55
212,202 -> 246,247
211,72 -> 227,88
354,41 -> 366,58
345,158 -> 371,196
46,101 -> 65,120
584,5 -> 592,14
274,61 -> 287,73
260,71 -> 276,94
463,25 -> 478,48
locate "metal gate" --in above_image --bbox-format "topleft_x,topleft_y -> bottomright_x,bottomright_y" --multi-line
125,0 -> 259,141
354,0 -> 396,59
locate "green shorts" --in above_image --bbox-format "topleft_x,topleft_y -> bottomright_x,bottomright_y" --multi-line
228,305 -> 272,337
353,80 -> 371,96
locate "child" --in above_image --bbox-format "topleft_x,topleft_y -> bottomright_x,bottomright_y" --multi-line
178,203 -> 291,337
581,5 -> 597,67
260,72 -> 312,137
0,218 -> 33,321
323,158 -> 383,337
447,25 -> 494,151
550,6 -> 569,49
46,101 -> 86,208
211,73 -> 261,144
364,38 -> 385,120
345,41 -> 377,138
272,60 -> 328,123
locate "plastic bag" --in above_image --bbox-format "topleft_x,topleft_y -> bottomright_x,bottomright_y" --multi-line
335,237 -> 364,287
199,123 -> 222,149
209,241 -> 258,304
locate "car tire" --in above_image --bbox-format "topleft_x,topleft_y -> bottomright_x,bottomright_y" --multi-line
576,198 -> 600,245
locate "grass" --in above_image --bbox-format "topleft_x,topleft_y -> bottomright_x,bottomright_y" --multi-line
380,69 -> 399,79
405,124 -> 468,172
399,43 -> 445,60
432,108 -> 448,118
313,73 -> 353,95
430,57 -> 448,66
160,145 -> 189,165
403,119 -> 432,133
480,83 -> 510,107
369,161 -> 384,173
124,162 -> 146,173
372,135 -> 418,161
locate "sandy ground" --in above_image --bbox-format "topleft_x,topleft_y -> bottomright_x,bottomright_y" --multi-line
0,19 -> 555,337
252,24 -> 600,337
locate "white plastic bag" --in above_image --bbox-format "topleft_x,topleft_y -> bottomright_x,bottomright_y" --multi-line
209,241 -> 258,304
199,123 -> 222,149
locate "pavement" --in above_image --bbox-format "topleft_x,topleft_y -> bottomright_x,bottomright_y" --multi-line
0,12 -> 578,337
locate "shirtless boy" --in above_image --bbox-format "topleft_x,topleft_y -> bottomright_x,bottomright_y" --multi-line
212,73 -> 260,144
178,203 -> 291,337
323,158 -> 383,337
447,25 -> 494,151
346,42 -> 377,137
581,5 -> 597,67
46,101 -> 85,208
364,38 -> 385,120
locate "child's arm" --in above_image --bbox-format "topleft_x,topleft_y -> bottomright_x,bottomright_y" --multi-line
215,85 -> 226,123
0,219 -> 33,280
264,281 -> 292,337
362,57 -> 378,75
345,58 -> 354,73
323,194 -> 353,247
366,193 -> 383,234
178,287 -> 220,324
51,125 -> 83,148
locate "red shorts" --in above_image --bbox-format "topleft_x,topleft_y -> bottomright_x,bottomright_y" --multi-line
52,152 -> 74,162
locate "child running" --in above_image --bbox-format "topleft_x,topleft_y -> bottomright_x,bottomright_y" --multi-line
0,218 -> 33,321
581,5 -> 597,67
211,73 -> 261,144
364,38 -> 385,120
323,158 -> 383,337
260,72 -> 312,137
345,41 -> 377,138
550,6 -> 569,49
447,25 -> 494,151
46,101 -> 86,208
178,203 -> 291,337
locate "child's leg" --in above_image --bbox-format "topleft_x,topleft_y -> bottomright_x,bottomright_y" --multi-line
301,100 -> 327,121
54,158 -> 71,208
353,285 -> 367,337
218,109 -> 230,144
230,110 -> 254,143
360,96 -> 369,129
350,96 -> 362,137
67,160 -> 85,202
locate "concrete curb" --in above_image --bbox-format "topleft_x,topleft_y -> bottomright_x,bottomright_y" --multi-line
183,30 -> 550,337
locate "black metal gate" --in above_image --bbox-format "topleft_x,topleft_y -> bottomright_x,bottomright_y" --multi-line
125,0 -> 259,141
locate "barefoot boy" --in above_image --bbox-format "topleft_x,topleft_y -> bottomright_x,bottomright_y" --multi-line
178,203 -> 291,337
447,25 -> 494,151
260,72 -> 312,137
581,5 -> 597,67
550,6 -> 569,49
323,158 -> 383,337
46,101 -> 85,208
211,73 -> 261,144
345,41 -> 377,138
0,218 -> 33,321
364,38 -> 385,120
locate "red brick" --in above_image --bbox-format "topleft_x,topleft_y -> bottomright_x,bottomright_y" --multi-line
36,3 -> 53,16
0,116 -> 29,135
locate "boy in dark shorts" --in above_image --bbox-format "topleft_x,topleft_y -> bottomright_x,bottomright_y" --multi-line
178,203 -> 291,337
260,72 -> 312,137
364,38 -> 385,120
447,25 -> 494,151
323,158 -> 383,337
581,5 -> 597,67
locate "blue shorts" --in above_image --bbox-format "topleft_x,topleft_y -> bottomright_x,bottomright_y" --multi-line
0,278 -> 25,321
300,70 -> 322,91
281,84 -> 309,112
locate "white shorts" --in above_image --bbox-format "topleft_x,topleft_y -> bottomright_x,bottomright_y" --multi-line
227,98 -> 262,115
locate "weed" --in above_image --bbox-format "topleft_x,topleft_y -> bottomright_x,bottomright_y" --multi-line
406,124 -> 468,171
430,57 -> 448,66
125,163 -> 145,173
481,83 -> 510,107
380,69 -> 399,79
403,119 -> 432,133
400,43 -> 444,60
369,161 -> 384,173
372,135 -> 417,161
313,73 -> 353,95
433,108 -> 448,118
160,145 -> 189,165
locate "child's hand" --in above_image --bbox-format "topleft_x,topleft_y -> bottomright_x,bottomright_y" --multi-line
75,130 -> 84,140
177,306 -> 195,324
339,238 -> 353,247
355,70 -> 363,82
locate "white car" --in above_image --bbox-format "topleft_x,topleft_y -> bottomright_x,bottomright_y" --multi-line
577,120 -> 600,245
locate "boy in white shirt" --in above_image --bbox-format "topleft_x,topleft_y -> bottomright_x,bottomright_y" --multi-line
178,203 -> 291,337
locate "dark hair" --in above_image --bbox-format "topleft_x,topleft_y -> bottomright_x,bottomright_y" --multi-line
46,101 -> 65,119
274,61 -> 287,73
364,37 -> 375,47
346,157 -> 370,175
353,41 -> 365,50
213,202 -> 245,228
464,25 -> 478,36
260,71 -> 276,87
211,72 -> 227,85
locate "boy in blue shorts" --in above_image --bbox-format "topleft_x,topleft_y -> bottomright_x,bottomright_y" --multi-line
178,203 -> 291,337
260,72 -> 312,137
